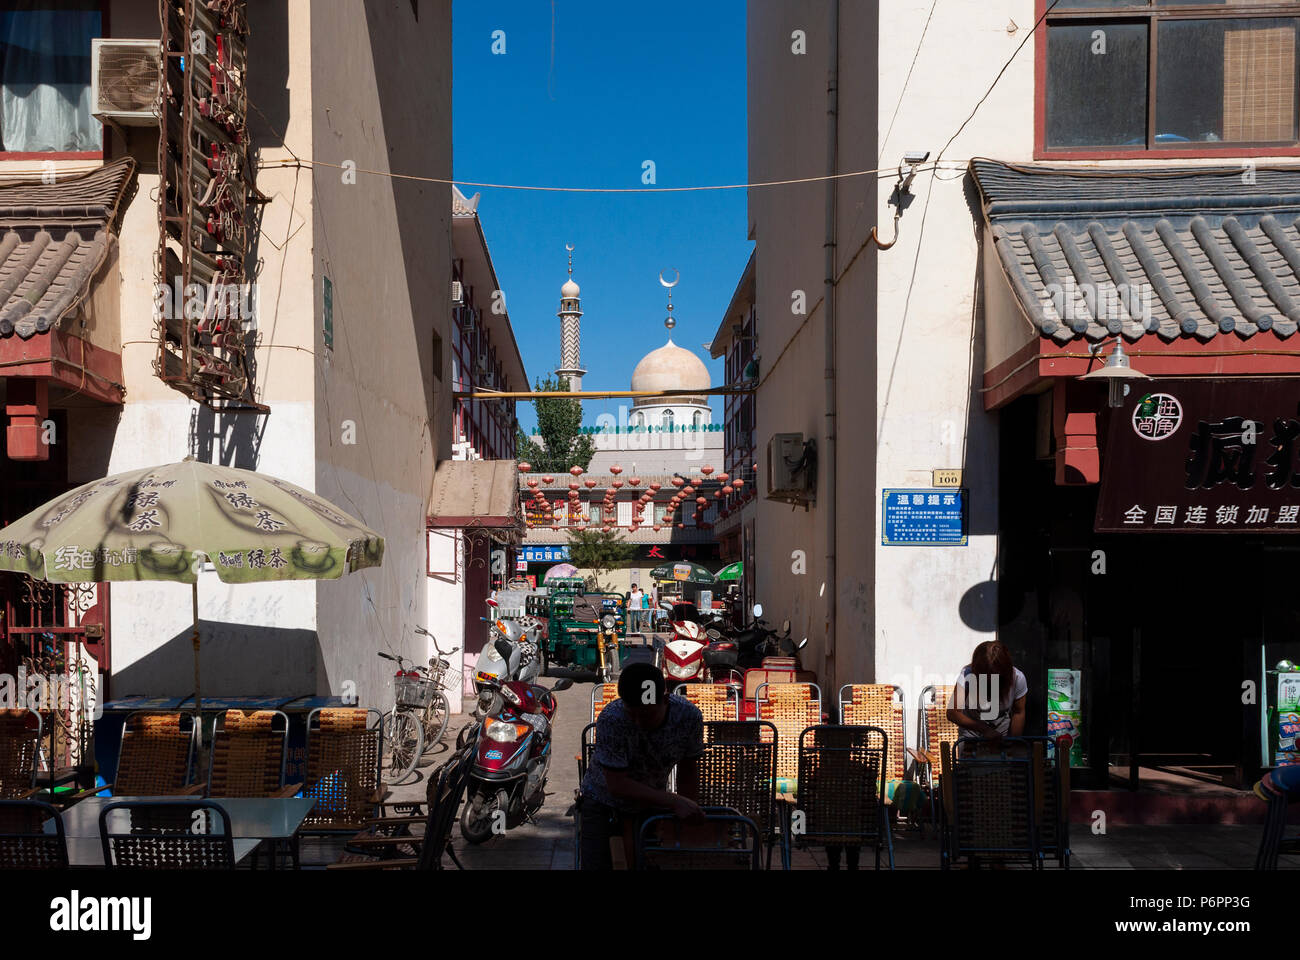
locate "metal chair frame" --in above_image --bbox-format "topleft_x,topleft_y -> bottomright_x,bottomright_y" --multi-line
99,798 -> 236,870
916,684 -> 960,835
299,707 -> 386,836
0,798 -> 67,868
940,738 -> 1043,870
792,723 -> 895,869
698,720 -> 786,869
1255,769 -> 1300,870
755,682 -> 821,786
838,683 -> 908,783
636,806 -> 761,870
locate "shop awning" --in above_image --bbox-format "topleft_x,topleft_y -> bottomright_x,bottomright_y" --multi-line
0,158 -> 135,340
428,458 -> 523,532
971,159 -> 1300,345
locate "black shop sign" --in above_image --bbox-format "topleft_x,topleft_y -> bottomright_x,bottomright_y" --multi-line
1095,379 -> 1300,533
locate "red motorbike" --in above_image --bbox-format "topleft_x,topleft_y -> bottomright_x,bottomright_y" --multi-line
459,670 -> 569,844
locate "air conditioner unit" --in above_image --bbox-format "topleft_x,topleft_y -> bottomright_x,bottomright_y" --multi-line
91,39 -> 161,125
767,433 -> 816,503
451,280 -> 464,305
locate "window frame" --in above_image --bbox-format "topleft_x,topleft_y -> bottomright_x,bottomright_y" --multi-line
1035,0 -> 1300,159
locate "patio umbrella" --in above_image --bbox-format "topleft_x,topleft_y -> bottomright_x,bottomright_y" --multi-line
0,457 -> 384,731
648,561 -> 716,585
544,562 -> 579,581
716,560 -> 743,581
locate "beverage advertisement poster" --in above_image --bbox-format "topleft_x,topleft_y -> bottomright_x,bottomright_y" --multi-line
1047,668 -> 1084,766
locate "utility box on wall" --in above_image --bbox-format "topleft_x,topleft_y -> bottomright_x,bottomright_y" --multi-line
766,432 -> 815,505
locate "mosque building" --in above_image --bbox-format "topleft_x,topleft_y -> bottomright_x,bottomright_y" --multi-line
516,256 -> 727,600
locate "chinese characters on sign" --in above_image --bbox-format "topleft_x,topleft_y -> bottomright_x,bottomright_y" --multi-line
882,489 -> 967,546
1096,381 -> 1300,533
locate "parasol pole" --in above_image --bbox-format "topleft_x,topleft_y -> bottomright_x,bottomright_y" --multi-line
191,578 -> 202,758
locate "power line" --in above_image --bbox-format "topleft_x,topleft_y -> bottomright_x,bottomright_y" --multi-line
256,156 -> 959,193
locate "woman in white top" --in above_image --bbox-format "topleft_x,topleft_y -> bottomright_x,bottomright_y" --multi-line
947,641 -> 1028,742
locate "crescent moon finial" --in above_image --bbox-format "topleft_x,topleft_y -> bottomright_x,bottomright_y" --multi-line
658,269 -> 680,289
565,243 -> 574,253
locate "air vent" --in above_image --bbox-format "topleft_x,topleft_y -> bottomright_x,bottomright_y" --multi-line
91,39 -> 161,124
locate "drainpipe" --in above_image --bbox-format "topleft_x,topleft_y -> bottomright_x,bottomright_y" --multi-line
823,0 -> 840,690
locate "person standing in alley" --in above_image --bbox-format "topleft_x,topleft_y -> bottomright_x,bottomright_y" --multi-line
628,582 -> 643,633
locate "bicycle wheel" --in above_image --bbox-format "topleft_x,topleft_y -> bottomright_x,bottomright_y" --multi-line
421,693 -> 451,754
383,709 -> 423,782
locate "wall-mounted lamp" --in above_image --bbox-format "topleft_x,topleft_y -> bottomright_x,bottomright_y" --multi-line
1078,338 -> 1149,408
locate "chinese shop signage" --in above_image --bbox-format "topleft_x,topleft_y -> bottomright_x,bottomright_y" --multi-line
1096,379 -> 1300,533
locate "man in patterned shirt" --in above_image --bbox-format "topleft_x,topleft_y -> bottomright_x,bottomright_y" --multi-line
579,662 -> 705,869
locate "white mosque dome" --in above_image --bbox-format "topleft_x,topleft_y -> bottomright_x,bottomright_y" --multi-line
630,339 -> 711,393
561,278 -> 580,299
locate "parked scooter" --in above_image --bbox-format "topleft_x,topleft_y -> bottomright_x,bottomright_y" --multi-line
660,599 -> 711,683
471,598 -> 543,718
460,673 -> 571,844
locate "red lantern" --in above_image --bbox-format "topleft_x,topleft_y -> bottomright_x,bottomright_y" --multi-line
611,480 -> 624,490
696,496 -> 707,506
733,479 -> 746,489
518,462 -> 531,473
527,479 -> 538,488
653,524 -> 662,531
714,490 -> 724,499
610,464 -> 623,475
717,473 -> 729,483
570,465 -> 583,477
542,475 -> 554,484
551,525 -> 559,531
649,482 -> 662,491
682,486 -> 695,497
701,465 -> 714,475
671,477 -> 685,487
628,477 -> 641,486
723,485 -> 734,495
584,479 -> 597,489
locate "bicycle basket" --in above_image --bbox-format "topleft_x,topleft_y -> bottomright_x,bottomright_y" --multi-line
394,674 -> 438,708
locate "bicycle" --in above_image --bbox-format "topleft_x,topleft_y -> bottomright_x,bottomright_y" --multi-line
378,629 -> 460,783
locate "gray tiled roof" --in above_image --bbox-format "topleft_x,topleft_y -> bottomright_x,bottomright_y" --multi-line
0,158 -> 135,340
970,159 -> 1300,343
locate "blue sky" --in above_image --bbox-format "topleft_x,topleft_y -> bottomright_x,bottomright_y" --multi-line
453,0 -> 749,432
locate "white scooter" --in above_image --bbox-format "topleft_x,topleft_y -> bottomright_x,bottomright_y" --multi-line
471,598 -> 544,717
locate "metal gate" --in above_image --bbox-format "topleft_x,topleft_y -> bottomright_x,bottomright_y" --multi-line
1,575 -> 109,775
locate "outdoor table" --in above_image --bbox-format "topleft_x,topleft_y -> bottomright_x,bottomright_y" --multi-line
49,796 -> 316,869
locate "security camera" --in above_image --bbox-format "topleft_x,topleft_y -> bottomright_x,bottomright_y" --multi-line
899,151 -> 931,193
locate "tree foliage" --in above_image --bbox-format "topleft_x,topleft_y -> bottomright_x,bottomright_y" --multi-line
515,375 -> 595,474
566,527 -> 636,591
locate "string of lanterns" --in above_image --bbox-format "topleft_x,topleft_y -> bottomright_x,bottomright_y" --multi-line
518,459 -> 757,532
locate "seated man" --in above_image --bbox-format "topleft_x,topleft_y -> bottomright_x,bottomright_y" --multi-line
579,662 -> 705,869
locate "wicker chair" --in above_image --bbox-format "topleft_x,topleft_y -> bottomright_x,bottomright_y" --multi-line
0,799 -> 67,868
590,683 -> 619,724
299,708 -> 385,835
1254,764 -> 1300,870
839,684 -> 907,784
674,683 -> 740,723
1005,736 -> 1070,868
207,709 -> 296,799
940,738 -> 1043,870
636,807 -> 760,870
0,709 -> 41,801
100,799 -> 235,870
910,684 -> 960,833
330,741 -> 475,871
756,682 -> 821,788
794,724 -> 894,869
73,711 -> 201,799
698,720 -> 784,869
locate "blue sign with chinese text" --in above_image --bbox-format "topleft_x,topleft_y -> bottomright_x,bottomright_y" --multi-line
882,489 -> 967,546
521,545 -> 570,563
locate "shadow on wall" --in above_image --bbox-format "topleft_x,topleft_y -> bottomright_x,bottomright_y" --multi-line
189,405 -> 266,469
109,620 -> 323,700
